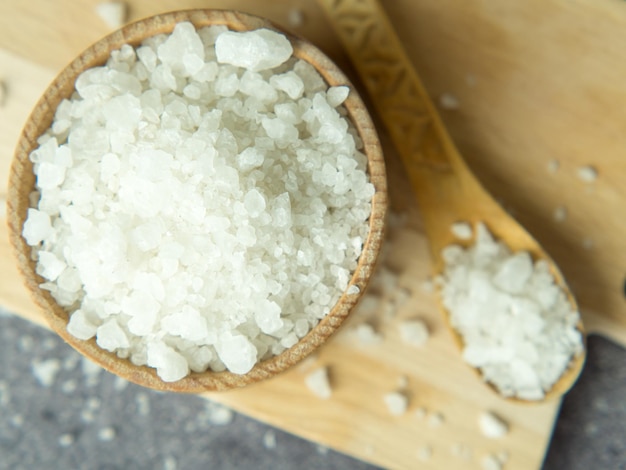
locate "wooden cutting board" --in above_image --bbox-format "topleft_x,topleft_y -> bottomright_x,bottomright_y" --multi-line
1,1 -> 625,469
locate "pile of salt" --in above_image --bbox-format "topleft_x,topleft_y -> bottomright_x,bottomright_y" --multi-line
438,222 -> 583,400
23,23 -> 374,382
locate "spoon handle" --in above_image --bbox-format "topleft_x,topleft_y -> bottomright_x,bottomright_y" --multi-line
318,0 -> 497,262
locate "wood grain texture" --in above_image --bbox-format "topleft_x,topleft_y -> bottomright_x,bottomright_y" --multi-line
1,1 -> 625,469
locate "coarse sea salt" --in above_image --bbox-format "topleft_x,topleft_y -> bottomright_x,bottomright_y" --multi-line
438,222 -> 583,400
23,23 -> 374,382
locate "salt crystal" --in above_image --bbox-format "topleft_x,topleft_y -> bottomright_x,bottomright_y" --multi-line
305,367 -> 332,399
22,208 -> 52,245
67,309 -> 99,340
216,332 -> 257,375
428,411 -> 445,427
147,342 -> 189,382
547,159 -> 560,174
136,393 -> 150,416
479,411 -> 509,438
353,322 -> 383,344
96,319 -> 130,351
161,306 -> 208,341
347,285 -> 360,295
439,92 -> 460,110
58,433 -> 75,447
263,430 -> 277,449
287,8 -> 305,28
326,86 -> 350,107
270,71 -> 304,99
451,221 -> 473,240
482,453 -> 503,470
553,206 -> 567,222
98,426 -> 117,441
215,29 -> 293,72
417,445 -> 433,461
96,2 -> 127,29
163,456 -> 177,470
31,359 -> 61,387
384,391 -> 408,416
399,319 -> 429,347
205,402 -> 234,425
577,165 -> 598,182
244,188 -> 267,217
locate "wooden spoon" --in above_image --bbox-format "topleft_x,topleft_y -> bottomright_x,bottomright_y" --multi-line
319,0 -> 585,401
6,9 -> 387,393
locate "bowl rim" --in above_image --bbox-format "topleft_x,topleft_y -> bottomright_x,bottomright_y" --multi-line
6,8 -> 388,392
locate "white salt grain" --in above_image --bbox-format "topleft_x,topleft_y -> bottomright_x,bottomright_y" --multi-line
305,367 -> 332,399
399,319 -> 429,347
347,285 -> 360,295
215,29 -> 293,71
384,391 -> 408,416
136,393 -> 150,416
417,445 -> 433,461
482,453 -> 503,470
451,221 -> 473,240
163,456 -> 178,470
553,206 -> 567,222
287,8 -> 305,28
98,426 -> 117,441
428,411 -> 445,428
479,411 -> 509,438
58,433 -> 75,447
439,92 -> 460,110
263,430 -> 277,450
31,359 -> 61,387
353,322 -> 383,344
577,165 -> 598,183
547,159 -> 560,174
25,23 -> 373,382
96,2 -> 127,29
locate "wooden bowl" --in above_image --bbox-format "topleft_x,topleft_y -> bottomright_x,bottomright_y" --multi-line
6,9 -> 387,392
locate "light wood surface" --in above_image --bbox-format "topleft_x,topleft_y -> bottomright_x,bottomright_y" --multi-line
1,1 -> 625,469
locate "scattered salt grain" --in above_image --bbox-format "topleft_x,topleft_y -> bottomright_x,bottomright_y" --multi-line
353,322 -> 383,345
31,359 -> 61,387
451,221 -> 473,240
61,380 -> 78,394
96,2 -> 127,29
439,92 -> 460,110
305,367 -> 332,399
163,456 -> 178,470
482,453 -> 504,470
10,415 -> 24,428
205,402 -> 234,425
25,22 -> 374,382
479,411 -> 509,438
263,430 -> 277,450
114,376 -> 129,391
81,357 -> 102,387
384,391 -> 408,416
417,445 -> 433,461
136,392 -> 150,416
399,319 -> 429,347
316,444 -> 329,455
547,159 -> 560,174
216,29 -> 293,72
439,222 -> 583,400
98,426 -> 117,441
58,433 -> 75,447
287,8 -> 305,28
428,411 -> 445,428
18,335 -> 34,352
577,165 -> 598,183
553,206 -> 567,222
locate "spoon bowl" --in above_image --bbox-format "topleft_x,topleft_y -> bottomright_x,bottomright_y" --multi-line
6,9 -> 387,392
319,0 -> 585,402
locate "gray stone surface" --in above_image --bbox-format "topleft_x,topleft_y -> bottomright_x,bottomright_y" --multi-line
1,310 -> 624,469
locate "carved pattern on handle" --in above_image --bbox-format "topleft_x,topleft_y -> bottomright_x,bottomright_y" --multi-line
321,0 -> 451,170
